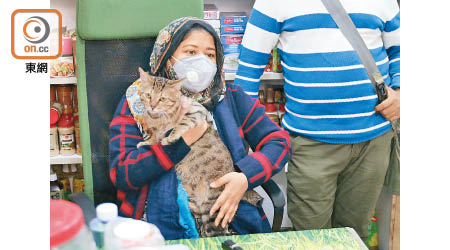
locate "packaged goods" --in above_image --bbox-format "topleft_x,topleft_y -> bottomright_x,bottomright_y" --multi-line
50,173 -> 64,200
366,212 -> 379,250
50,124 -> 59,156
56,85 -> 73,108
278,103 -> 286,123
220,34 -> 243,73
72,35 -> 77,75
58,114 -> 75,156
74,122 -> 82,155
50,86 -> 57,104
204,4 -> 219,20
220,12 -> 247,26
264,53 -> 274,72
60,177 -> 72,200
220,24 -> 246,34
62,36 -> 73,56
266,87 -> 275,103
50,56 -> 75,77
73,178 -> 84,193
272,47 -> 282,73
264,48 -> 282,73
258,90 -> 265,104
265,103 -> 279,125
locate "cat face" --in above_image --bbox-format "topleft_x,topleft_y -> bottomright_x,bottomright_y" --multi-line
138,67 -> 184,120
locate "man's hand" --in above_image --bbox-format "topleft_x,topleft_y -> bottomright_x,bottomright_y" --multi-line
209,172 -> 248,228
375,86 -> 400,121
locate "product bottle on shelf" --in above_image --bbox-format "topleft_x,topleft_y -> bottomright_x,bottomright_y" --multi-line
278,103 -> 286,125
89,203 -> 119,250
50,85 -> 57,105
73,85 -> 82,155
264,87 -> 279,124
258,89 -> 265,104
56,85 -> 73,108
50,173 -> 64,200
58,105 -> 76,156
50,102 -> 62,156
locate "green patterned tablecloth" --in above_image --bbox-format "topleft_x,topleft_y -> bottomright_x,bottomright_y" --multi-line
166,227 -> 368,250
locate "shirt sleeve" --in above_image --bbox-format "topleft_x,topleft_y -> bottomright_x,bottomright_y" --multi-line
108,95 -> 191,192
234,0 -> 282,98
231,85 -> 292,190
382,1 -> 400,89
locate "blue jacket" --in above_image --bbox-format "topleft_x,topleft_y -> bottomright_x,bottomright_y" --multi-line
109,83 -> 291,240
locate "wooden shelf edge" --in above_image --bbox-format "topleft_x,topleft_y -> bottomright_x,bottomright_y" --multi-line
50,154 -> 82,165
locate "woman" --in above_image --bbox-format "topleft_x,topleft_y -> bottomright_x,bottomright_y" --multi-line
109,17 -> 291,240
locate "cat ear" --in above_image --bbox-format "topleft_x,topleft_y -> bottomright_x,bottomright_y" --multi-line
169,78 -> 185,90
138,67 -> 147,81
139,67 -> 153,82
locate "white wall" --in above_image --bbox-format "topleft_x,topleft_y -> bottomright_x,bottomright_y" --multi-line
51,0 -> 76,30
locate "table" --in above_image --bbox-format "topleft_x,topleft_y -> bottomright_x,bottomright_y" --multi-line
166,227 -> 368,250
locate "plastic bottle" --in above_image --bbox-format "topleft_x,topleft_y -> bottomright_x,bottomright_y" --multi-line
89,203 -> 119,250
50,199 -> 96,250
104,218 -> 165,250
51,102 -> 62,156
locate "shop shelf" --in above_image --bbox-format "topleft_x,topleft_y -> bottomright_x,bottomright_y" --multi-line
50,76 -> 77,85
50,154 -> 82,165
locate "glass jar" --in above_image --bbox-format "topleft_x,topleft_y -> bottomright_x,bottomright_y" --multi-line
50,124 -> 59,156
51,85 -> 57,105
56,85 -> 73,108
58,114 -> 75,155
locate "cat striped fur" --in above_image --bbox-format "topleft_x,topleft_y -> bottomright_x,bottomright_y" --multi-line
137,69 -> 261,237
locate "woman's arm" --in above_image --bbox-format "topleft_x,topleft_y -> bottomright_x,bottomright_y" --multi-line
232,84 -> 292,189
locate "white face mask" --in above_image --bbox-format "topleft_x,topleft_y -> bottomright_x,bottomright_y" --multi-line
172,54 -> 217,93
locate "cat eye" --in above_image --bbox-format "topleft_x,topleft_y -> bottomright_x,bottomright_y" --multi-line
160,97 -> 167,102
145,93 -> 151,99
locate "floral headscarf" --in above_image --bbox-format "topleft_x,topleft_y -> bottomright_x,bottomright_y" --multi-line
126,17 -> 226,139
149,17 -> 226,111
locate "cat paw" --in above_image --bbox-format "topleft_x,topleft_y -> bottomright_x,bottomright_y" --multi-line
137,141 -> 149,148
161,137 -> 171,145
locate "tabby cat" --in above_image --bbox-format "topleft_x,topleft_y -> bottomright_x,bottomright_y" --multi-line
136,68 -> 261,237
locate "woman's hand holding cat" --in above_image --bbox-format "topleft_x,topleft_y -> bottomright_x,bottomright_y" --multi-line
181,120 -> 208,146
209,172 -> 248,228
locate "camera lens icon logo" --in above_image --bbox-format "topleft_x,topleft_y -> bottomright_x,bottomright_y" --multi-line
23,16 -> 50,44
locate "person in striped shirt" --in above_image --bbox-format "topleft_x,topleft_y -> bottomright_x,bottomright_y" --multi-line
109,17 -> 291,240
234,0 -> 400,241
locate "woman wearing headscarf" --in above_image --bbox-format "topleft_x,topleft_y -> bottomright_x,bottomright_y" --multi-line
109,17 -> 291,240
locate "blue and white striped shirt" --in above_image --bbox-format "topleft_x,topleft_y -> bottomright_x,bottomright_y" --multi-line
234,0 -> 400,144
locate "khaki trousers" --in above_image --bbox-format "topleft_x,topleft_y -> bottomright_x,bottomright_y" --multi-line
287,130 -> 393,242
